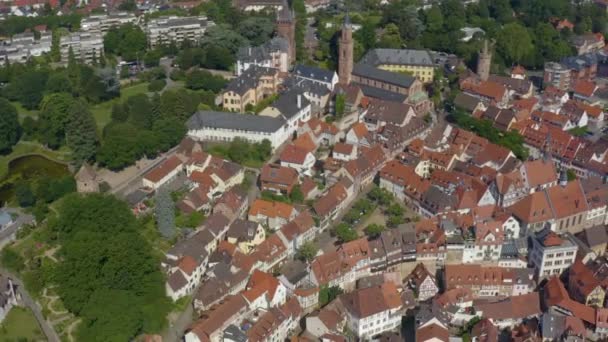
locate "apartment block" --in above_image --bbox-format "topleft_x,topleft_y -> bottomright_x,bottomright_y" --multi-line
146,16 -> 213,48
60,31 -> 103,64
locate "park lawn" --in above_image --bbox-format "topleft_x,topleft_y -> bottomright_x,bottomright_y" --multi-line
90,82 -> 150,132
12,101 -> 39,122
0,306 -> 45,341
0,141 -> 71,179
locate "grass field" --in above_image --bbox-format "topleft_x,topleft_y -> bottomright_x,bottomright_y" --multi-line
12,101 -> 39,123
0,306 -> 45,341
90,82 -> 150,132
0,141 -> 71,179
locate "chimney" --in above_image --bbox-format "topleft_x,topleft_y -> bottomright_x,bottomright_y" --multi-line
297,94 -> 302,109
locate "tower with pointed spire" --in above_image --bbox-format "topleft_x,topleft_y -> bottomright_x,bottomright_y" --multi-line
477,39 -> 492,81
338,13 -> 353,85
276,1 -> 296,64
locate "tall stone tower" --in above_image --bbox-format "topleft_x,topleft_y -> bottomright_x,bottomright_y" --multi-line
477,39 -> 492,81
338,14 -> 353,85
276,1 -> 296,64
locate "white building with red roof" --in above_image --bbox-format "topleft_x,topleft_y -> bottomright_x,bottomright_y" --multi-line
279,143 -> 316,175
142,155 -> 184,189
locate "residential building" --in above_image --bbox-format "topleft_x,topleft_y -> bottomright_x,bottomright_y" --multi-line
142,155 -> 183,189
293,64 -> 339,91
187,111 -> 294,151
544,62 -> 572,91
248,199 -> 297,230
279,143 -> 316,175
341,283 -> 404,339
235,37 -> 290,75
444,264 -> 534,298
226,219 -> 265,254
571,33 -> 605,55
80,12 -> 137,34
146,16 -> 213,47
404,263 -> 438,301
359,48 -> 436,83
220,66 -> 281,112
0,31 -> 52,64
567,259 -> 606,307
0,275 -> 20,323
368,225 -> 416,272
259,164 -> 299,195
473,292 -> 541,329
60,31 -> 103,64
259,90 -> 312,131
529,228 -> 578,278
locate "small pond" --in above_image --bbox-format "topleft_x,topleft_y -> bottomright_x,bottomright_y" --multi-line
0,155 -> 70,204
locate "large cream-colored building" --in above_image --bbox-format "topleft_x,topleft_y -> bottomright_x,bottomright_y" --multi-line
220,66 -> 281,112
359,48 -> 435,83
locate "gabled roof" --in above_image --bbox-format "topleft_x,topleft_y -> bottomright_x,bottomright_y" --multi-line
279,144 -> 311,165
144,155 -> 183,183
352,63 -> 416,88
341,282 -> 402,318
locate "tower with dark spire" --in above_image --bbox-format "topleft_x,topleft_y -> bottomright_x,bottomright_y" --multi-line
338,13 -> 353,85
477,39 -> 492,81
276,1 -> 296,64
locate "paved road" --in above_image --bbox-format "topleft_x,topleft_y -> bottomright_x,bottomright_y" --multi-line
1,267 -> 60,342
111,147 -> 179,197
0,208 -> 34,246
163,299 -> 194,342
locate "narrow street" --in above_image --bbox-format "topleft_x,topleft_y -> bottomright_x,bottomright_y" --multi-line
0,267 -> 61,342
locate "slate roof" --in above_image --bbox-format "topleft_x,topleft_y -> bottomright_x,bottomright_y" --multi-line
236,37 -> 289,62
359,48 -> 434,67
352,63 -> 416,88
187,111 -> 285,133
293,64 -> 336,84
454,93 -> 482,112
356,84 -> 407,102
268,90 -> 311,120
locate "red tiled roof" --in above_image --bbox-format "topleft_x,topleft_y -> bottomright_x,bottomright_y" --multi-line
573,80 -> 597,97
280,144 -> 310,165
144,155 -> 182,183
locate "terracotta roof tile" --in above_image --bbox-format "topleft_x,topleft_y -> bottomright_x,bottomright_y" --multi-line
144,155 -> 182,183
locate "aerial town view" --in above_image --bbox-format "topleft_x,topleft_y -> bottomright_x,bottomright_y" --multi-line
1,0 -> 608,341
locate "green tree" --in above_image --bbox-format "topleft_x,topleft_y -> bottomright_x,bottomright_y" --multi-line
319,285 -> 343,307
65,100 -> 98,164
238,17 -> 274,46
364,223 -> 385,238
111,103 -> 129,122
296,241 -> 318,262
46,72 -> 73,94
0,98 -> 20,153
104,24 -> 147,61
425,6 -> 444,32
1,247 -> 25,273
38,93 -> 75,148
126,94 -> 155,129
50,194 -> 171,339
334,223 -> 358,243
289,184 -> 305,203
355,20 -> 376,51
497,22 -> 534,64
377,23 -> 403,49
15,181 -> 35,207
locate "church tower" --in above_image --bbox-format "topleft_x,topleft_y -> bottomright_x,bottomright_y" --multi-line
338,14 -> 353,85
477,39 -> 492,81
276,1 -> 296,64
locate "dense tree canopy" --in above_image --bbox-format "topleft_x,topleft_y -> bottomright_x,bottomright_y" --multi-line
103,24 -> 148,61
0,98 -> 20,153
50,194 -> 171,341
